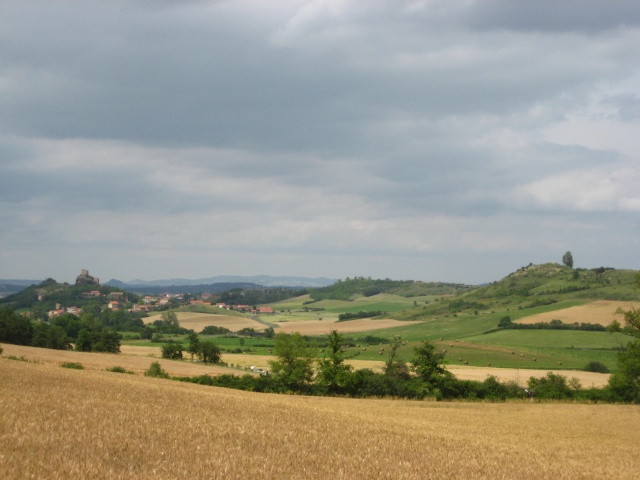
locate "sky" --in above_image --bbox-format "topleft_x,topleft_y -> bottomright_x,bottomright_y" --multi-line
1,0 -> 639,285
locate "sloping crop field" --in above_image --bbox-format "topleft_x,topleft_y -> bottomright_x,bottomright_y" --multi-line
274,318 -> 423,335
446,365 -> 610,388
144,312 -> 266,332
0,344 -> 232,377
516,300 -> 640,326
2,358 -> 639,479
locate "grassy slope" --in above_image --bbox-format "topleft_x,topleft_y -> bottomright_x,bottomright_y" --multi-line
122,264 -> 638,373
265,264 -> 639,372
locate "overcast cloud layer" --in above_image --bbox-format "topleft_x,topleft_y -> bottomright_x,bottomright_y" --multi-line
1,0 -> 639,284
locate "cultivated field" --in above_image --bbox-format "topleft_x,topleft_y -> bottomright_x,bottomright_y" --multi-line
0,344 -> 233,377
446,365 -> 610,388
144,312 -> 266,332
2,358 -> 639,479
273,317 -> 424,335
516,300 -> 640,326
2,344 -> 610,388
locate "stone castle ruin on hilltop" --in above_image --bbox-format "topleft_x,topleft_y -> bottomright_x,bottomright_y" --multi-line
75,269 -> 100,286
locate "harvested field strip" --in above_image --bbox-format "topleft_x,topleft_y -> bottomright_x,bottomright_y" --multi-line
447,365 -> 610,388
517,300 -> 640,326
143,312 -> 264,332
0,344 -> 232,377
274,318 -> 424,335
2,359 -> 639,479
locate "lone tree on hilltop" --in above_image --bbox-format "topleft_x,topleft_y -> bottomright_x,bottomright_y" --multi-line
562,251 -> 574,269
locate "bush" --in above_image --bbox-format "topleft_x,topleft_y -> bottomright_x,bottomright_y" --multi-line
60,362 -> 84,370
0,345 -> 3,355
527,372 -> 573,400
338,311 -> 386,322
584,361 -> 609,373
106,366 -> 134,374
161,343 -> 184,360
200,325 -> 231,335
144,361 -> 169,378
7,355 -> 30,362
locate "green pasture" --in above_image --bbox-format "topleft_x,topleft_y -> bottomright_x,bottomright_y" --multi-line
269,293 -> 432,314
462,330 -> 628,371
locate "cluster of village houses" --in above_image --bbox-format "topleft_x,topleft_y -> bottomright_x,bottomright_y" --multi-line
47,290 -> 274,318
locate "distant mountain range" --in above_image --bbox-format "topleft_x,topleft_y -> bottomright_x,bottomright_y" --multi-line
105,275 -> 336,289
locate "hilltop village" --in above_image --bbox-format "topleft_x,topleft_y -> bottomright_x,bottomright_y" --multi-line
45,270 -> 273,319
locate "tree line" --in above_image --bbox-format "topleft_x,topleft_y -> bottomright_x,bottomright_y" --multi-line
497,316 -> 606,332
168,329 -> 639,403
0,306 -> 121,353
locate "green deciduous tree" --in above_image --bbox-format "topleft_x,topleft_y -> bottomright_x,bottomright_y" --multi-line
161,311 -> 179,326
187,332 -> 200,360
562,251 -> 574,268
269,332 -> 315,392
411,340 -> 448,384
161,343 -> 184,360
608,341 -> 640,403
0,306 -> 33,345
31,323 -> 71,350
607,276 -> 640,402
317,330 -> 354,394
384,336 -> 410,380
197,341 -> 221,364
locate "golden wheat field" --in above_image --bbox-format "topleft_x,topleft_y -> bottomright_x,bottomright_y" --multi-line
1,358 -> 639,479
516,300 -> 640,326
143,312 -> 265,332
0,344 -> 233,377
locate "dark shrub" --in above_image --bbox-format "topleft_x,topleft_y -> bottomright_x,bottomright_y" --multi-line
584,361 -> 609,373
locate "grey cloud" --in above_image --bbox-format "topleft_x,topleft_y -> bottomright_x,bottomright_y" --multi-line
602,93 -> 640,121
2,0 -> 634,156
0,1 -> 639,282
466,0 -> 640,33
